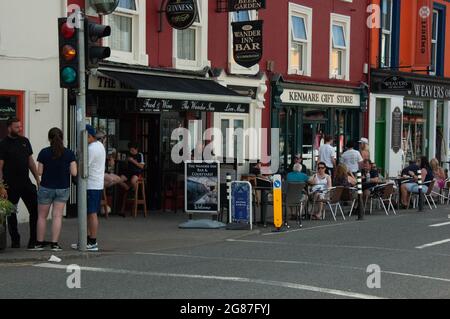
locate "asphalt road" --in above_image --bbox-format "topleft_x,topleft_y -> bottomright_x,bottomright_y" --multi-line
1,208 -> 450,300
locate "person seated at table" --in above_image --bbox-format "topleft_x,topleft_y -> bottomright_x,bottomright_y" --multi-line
361,159 -> 380,202
288,154 -> 307,174
287,163 -> 309,183
104,152 -> 127,188
401,160 -> 420,178
309,162 -> 332,220
119,142 -> 145,191
400,156 -> 433,208
430,158 -> 446,193
333,164 -> 356,187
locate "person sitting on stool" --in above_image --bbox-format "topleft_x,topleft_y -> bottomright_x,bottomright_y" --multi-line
119,142 -> 145,192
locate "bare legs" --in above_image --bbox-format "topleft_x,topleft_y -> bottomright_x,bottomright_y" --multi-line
37,202 -> 66,243
87,213 -> 98,240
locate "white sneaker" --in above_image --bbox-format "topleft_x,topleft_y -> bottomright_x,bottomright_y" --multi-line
70,243 -> 99,252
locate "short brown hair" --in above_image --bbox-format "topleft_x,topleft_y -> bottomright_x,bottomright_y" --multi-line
6,117 -> 20,127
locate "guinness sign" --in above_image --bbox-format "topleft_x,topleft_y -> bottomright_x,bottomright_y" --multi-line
165,0 -> 197,30
228,0 -> 266,12
232,20 -> 263,68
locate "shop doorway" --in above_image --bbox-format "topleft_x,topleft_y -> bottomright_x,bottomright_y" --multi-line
302,122 -> 325,172
375,99 -> 387,173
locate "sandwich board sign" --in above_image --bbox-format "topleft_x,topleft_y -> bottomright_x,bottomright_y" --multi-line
228,181 -> 253,230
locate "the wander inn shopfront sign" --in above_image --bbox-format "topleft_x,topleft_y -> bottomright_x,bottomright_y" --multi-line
232,20 -> 263,68
280,89 -> 361,107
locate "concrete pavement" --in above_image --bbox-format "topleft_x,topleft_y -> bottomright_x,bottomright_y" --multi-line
0,212 -> 259,263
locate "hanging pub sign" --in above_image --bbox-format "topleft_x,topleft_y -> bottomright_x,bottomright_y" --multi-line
232,20 -> 263,68
165,0 -> 197,30
228,0 -> 266,12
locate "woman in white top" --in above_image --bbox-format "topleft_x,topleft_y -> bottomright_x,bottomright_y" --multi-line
309,162 -> 332,220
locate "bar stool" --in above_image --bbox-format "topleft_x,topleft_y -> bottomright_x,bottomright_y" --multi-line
121,177 -> 148,218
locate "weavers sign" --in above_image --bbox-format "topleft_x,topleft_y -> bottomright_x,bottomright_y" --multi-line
232,20 -> 263,68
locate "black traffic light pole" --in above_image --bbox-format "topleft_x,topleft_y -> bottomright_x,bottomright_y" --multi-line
76,12 -> 88,252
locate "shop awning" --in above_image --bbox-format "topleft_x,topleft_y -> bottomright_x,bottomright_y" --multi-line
98,70 -> 251,113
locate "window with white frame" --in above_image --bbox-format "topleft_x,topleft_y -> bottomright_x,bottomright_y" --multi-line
288,3 -> 312,76
228,9 -> 259,74
173,0 -> 209,70
381,0 -> 393,67
431,9 -> 439,75
330,14 -> 350,80
221,117 -> 246,161
103,0 -> 148,65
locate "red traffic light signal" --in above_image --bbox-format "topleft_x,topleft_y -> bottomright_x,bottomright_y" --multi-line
58,18 -> 79,88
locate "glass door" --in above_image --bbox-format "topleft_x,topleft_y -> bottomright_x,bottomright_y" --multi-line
302,122 -> 326,172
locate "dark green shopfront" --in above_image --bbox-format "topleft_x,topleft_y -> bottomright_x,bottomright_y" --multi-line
271,77 -> 368,173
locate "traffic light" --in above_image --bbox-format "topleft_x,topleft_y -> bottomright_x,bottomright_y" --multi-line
85,19 -> 111,70
58,18 -> 79,88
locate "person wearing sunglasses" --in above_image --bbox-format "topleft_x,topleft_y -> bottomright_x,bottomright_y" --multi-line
309,162 -> 332,220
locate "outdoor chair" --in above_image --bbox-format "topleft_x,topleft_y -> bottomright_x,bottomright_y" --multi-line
364,183 -> 397,215
310,186 -> 345,221
342,187 -> 359,217
283,182 -> 308,227
408,180 -> 436,210
431,178 -> 450,205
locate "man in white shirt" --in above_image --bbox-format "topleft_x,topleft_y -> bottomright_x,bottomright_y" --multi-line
318,135 -> 336,176
341,140 -> 363,174
85,125 -> 106,252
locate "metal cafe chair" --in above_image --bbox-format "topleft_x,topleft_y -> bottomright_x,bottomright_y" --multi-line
283,182 -> 308,227
431,178 -> 450,205
364,183 -> 397,216
310,186 -> 345,221
408,180 -> 437,210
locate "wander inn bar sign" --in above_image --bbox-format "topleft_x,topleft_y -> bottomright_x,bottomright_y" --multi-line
138,98 -> 250,114
228,0 -> 266,11
281,89 -> 360,107
232,20 -> 263,68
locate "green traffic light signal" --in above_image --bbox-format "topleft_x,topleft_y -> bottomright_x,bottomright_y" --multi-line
61,67 -> 77,84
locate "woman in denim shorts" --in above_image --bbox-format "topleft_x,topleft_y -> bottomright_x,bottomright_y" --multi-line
32,128 -> 77,251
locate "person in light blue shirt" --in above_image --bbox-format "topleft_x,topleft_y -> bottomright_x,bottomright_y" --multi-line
287,163 -> 309,183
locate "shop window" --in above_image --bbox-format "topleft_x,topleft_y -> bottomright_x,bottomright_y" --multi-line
380,0 -> 393,67
288,3 -> 312,76
228,9 -> 259,75
403,100 -> 429,163
220,117 -> 246,162
0,91 -> 23,140
173,0 -> 209,71
103,0 -> 148,65
330,14 -> 350,80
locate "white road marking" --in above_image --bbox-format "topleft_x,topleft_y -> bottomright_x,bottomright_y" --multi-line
226,238 -> 414,253
33,262 -> 384,299
263,222 -> 352,236
429,222 -> 450,228
416,239 -> 450,249
136,252 -> 450,284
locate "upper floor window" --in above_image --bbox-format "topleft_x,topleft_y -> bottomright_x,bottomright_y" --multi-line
173,0 -> 209,70
380,0 -> 393,67
330,14 -> 350,80
110,0 -> 137,52
102,0 -> 148,65
228,10 -> 259,75
431,9 -> 439,75
288,3 -> 312,76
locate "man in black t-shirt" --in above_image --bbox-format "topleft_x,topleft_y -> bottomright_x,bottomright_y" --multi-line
0,118 -> 40,249
119,142 -> 145,191
360,159 -> 380,202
